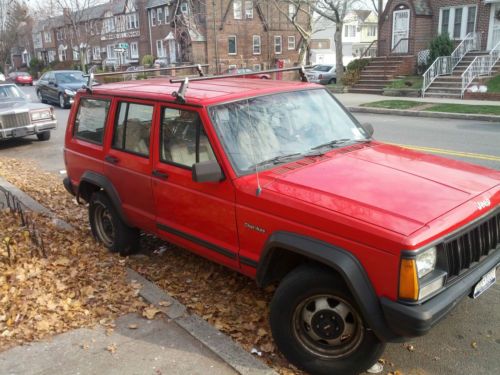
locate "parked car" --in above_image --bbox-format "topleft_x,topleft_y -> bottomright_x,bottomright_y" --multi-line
222,67 -> 270,79
0,83 -> 56,141
63,71 -> 500,375
36,70 -> 86,108
7,71 -> 33,86
0,73 -> 5,82
305,64 -> 336,84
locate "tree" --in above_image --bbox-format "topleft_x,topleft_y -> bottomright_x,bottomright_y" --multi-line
312,0 -> 360,82
0,0 -> 30,70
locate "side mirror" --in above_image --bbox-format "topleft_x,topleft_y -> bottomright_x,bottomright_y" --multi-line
192,160 -> 224,183
362,122 -> 374,138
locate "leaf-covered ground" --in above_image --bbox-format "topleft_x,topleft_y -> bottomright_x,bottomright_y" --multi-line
0,158 -> 301,374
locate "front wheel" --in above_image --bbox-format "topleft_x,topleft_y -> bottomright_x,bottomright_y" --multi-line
37,90 -> 46,103
59,93 -> 66,109
270,264 -> 385,375
328,78 -> 337,84
89,191 -> 139,255
36,131 -> 51,141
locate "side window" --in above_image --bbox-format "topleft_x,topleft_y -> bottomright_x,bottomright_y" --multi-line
160,107 -> 216,168
74,98 -> 110,144
112,102 -> 154,157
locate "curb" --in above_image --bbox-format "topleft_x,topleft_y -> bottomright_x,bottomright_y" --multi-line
348,106 -> 500,122
127,269 -> 276,375
0,176 -> 73,231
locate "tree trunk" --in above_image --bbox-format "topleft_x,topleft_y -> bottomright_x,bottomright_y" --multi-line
80,47 -> 86,73
335,22 -> 344,83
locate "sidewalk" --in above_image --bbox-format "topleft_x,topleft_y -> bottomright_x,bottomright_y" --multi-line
0,177 -> 275,375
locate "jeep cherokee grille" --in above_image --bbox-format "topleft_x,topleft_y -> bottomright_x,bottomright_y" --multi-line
0,113 -> 31,129
440,210 -> 499,281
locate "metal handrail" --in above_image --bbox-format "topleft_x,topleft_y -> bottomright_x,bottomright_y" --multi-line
422,32 -> 481,97
461,40 -> 500,97
391,37 -> 410,54
360,39 -> 378,59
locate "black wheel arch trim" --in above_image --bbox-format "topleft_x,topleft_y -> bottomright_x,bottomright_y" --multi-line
79,171 -> 131,226
256,231 -> 397,341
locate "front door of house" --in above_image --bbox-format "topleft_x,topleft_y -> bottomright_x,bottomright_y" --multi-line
169,39 -> 176,63
488,2 -> 500,50
392,9 -> 410,53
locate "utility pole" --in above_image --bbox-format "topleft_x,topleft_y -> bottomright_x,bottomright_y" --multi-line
212,0 -> 219,74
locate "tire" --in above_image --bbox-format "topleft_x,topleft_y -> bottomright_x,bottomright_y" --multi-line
37,90 -> 46,103
59,93 -> 67,109
89,191 -> 139,256
270,264 -> 385,375
36,131 -> 51,141
328,78 -> 337,84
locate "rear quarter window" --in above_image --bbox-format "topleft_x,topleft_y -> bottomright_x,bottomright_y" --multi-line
74,97 -> 111,145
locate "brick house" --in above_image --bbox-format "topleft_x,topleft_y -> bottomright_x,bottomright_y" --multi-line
379,0 -> 500,56
31,0 -> 304,73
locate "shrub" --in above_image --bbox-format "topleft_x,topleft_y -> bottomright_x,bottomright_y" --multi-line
428,33 -> 454,64
141,55 -> 154,67
341,70 -> 360,86
346,58 -> 371,72
29,57 -> 45,76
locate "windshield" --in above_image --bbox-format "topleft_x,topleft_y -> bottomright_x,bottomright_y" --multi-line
313,65 -> 333,72
209,89 -> 368,175
55,72 -> 85,84
0,85 -> 26,100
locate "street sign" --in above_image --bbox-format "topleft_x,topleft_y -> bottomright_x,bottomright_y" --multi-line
114,48 -> 125,53
117,43 -> 129,50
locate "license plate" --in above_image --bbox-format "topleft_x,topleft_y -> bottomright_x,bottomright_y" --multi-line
13,128 -> 28,137
472,267 -> 497,299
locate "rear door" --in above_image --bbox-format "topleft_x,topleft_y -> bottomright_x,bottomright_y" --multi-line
151,104 -> 239,269
103,98 -> 156,232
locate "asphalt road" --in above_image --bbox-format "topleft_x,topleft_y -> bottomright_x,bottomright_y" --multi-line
1,86 -> 499,375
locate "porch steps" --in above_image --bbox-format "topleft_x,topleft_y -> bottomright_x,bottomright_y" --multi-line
349,56 -> 404,94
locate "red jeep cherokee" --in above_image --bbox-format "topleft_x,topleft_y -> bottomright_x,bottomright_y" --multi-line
63,72 -> 500,375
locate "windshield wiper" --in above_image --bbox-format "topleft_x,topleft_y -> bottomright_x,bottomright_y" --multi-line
250,153 -> 301,169
310,138 -> 352,151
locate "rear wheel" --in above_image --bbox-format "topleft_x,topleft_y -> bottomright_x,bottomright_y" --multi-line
270,264 -> 385,375
89,191 -> 139,255
36,131 -> 51,141
37,90 -> 46,103
328,78 -> 337,84
59,93 -> 66,108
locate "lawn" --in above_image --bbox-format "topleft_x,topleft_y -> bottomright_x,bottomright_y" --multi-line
360,100 -> 424,110
361,100 -> 500,116
386,75 -> 423,90
486,74 -> 500,93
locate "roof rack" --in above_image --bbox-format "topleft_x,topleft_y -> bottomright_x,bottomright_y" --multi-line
84,64 -> 208,94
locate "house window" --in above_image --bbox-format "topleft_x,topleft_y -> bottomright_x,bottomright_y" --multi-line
288,36 -> 295,50
48,50 -> 56,62
44,31 -> 52,43
59,47 -> 66,62
288,4 -> 296,19
93,46 -> 100,60
311,39 -> 331,49
233,0 -> 242,20
56,29 -> 62,41
274,36 -> 282,54
245,1 -> 253,19
151,9 -> 157,26
253,35 -> 261,54
103,11 -> 115,33
367,25 -> 377,37
165,6 -> 170,22
73,48 -> 79,61
157,8 -> 163,24
127,13 -> 138,29
344,25 -> 356,38
130,42 -> 139,58
228,36 -> 237,54
107,44 -> 116,59
180,2 -> 188,14
156,40 -> 166,57
439,6 -> 477,40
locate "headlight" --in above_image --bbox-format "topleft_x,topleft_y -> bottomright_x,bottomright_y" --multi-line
64,89 -> 75,96
30,110 -> 52,122
415,247 -> 437,278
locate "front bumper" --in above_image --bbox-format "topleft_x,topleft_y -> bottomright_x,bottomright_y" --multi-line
381,248 -> 500,338
0,120 -> 57,139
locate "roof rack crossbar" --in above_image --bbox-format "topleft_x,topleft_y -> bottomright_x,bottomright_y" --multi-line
169,65 -> 312,84
83,64 -> 209,78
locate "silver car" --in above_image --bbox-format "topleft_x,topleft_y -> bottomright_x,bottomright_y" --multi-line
305,65 -> 336,85
0,83 -> 56,141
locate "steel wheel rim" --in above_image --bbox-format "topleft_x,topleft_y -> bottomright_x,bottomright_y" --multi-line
59,95 -> 65,108
94,203 -> 115,247
292,294 -> 364,359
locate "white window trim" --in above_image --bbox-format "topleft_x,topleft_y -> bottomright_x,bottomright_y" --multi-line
156,40 -> 166,57
438,5 -> 477,40
253,35 -> 261,55
151,9 -> 157,26
274,35 -> 282,54
245,1 -> 253,19
228,35 -> 237,55
165,6 -> 169,22
157,8 -> 163,24
130,42 -> 139,58
288,36 -> 295,50
233,0 -> 242,20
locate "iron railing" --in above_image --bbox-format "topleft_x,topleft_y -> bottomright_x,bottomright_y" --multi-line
461,40 -> 500,97
422,32 -> 481,97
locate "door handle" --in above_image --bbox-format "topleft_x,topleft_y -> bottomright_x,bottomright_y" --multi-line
105,155 -> 119,164
152,170 -> 168,180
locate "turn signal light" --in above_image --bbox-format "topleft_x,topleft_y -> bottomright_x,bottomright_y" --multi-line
399,259 -> 419,300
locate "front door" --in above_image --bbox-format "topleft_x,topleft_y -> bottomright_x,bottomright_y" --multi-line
152,105 -> 239,269
392,9 -> 410,53
168,39 -> 176,63
488,2 -> 500,50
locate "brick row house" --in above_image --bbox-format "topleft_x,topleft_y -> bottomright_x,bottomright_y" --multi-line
379,0 -> 500,56
31,0 -> 305,73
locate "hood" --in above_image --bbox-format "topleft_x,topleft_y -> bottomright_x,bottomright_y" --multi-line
266,144 -> 499,236
0,99 -> 52,113
58,82 -> 86,91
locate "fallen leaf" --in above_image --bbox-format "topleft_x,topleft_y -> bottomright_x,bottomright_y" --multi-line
143,306 -> 161,320
158,300 -> 172,307
106,343 -> 117,354
128,324 -> 138,329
